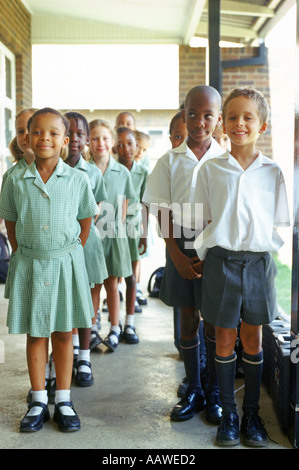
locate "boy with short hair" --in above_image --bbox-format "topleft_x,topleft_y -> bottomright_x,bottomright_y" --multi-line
193,87 -> 290,446
143,85 -> 224,424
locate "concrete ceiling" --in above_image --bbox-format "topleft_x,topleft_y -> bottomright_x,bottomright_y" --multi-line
21,0 -> 294,46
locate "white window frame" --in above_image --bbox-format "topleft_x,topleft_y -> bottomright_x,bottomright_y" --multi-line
0,42 -> 16,179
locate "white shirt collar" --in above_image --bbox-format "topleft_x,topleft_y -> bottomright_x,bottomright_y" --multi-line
224,150 -> 276,172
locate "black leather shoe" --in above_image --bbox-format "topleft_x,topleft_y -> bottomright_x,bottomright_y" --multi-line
90,331 -> 102,350
206,390 -> 222,424
136,289 -> 147,306
74,360 -> 94,387
134,301 -> 143,313
241,411 -> 267,447
53,401 -> 81,432
103,330 -> 122,352
170,389 -> 206,421
123,325 -> 139,344
177,377 -> 188,398
20,401 -> 50,432
216,412 -> 240,446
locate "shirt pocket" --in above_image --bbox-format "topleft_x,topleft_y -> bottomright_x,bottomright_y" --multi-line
253,187 -> 275,221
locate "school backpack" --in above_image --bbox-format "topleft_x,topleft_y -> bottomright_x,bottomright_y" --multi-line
147,266 -> 165,298
0,233 -> 10,283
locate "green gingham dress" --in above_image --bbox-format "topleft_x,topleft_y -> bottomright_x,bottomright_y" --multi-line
1,157 -> 28,190
0,159 -> 98,337
90,156 -> 136,278
126,161 -> 148,262
74,156 -> 108,285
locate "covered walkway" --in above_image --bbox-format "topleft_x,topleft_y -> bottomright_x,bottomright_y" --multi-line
0,230 -> 293,450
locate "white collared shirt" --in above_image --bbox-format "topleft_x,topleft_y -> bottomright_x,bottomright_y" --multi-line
193,151 -> 290,259
142,138 -> 224,229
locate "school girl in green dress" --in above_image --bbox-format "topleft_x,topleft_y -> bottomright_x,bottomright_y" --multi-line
2,107 -> 58,403
115,127 -> 148,344
1,108 -> 37,190
88,119 -> 136,351
64,111 -> 108,386
0,108 -> 98,433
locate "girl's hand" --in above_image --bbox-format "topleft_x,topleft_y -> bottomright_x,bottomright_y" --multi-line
138,237 -> 147,256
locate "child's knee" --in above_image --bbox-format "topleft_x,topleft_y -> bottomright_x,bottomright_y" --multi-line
125,274 -> 136,288
180,308 -> 200,338
52,331 -> 72,344
240,323 -> 262,354
203,320 -> 215,339
215,327 -> 237,356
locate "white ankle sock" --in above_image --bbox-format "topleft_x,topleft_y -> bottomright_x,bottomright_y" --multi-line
91,324 -> 98,336
125,315 -> 135,334
72,334 -> 80,355
109,326 -> 121,345
28,390 -> 48,416
55,390 -> 75,416
78,349 -> 91,373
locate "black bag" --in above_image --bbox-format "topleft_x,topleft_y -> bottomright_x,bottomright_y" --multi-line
0,233 -> 10,283
147,267 -> 165,298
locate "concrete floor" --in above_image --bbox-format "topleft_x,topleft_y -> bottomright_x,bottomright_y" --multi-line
0,230 -> 294,450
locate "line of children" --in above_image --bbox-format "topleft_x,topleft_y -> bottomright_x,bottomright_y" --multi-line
1,86 -> 290,447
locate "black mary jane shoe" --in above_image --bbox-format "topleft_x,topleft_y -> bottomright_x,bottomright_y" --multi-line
74,360 -> 94,387
123,325 -> 139,344
103,330 -> 121,352
53,401 -> 81,432
20,401 -> 50,432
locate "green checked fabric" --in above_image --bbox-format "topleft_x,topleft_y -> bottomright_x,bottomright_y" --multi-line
90,156 -> 135,278
74,156 -> 108,285
0,159 -> 98,337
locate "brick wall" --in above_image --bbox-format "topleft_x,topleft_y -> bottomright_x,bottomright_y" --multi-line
178,45 -> 272,156
0,0 -> 32,111
179,46 -> 206,105
222,47 -> 272,156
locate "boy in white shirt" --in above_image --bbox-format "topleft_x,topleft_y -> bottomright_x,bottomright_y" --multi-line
143,85 -> 224,424
193,87 -> 290,446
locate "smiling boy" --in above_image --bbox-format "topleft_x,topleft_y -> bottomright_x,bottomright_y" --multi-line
193,87 -> 290,446
143,85 -> 224,424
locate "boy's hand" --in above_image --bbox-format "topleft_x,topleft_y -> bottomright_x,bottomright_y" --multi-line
173,252 -> 202,280
192,257 -> 204,276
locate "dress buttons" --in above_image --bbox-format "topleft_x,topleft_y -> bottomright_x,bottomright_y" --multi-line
44,281 -> 50,286
42,192 -> 49,198
41,224 -> 49,231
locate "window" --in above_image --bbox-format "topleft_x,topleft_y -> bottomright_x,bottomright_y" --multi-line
0,42 -> 16,177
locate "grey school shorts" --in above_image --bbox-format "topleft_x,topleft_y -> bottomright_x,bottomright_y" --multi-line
201,246 -> 278,328
159,226 -> 202,310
